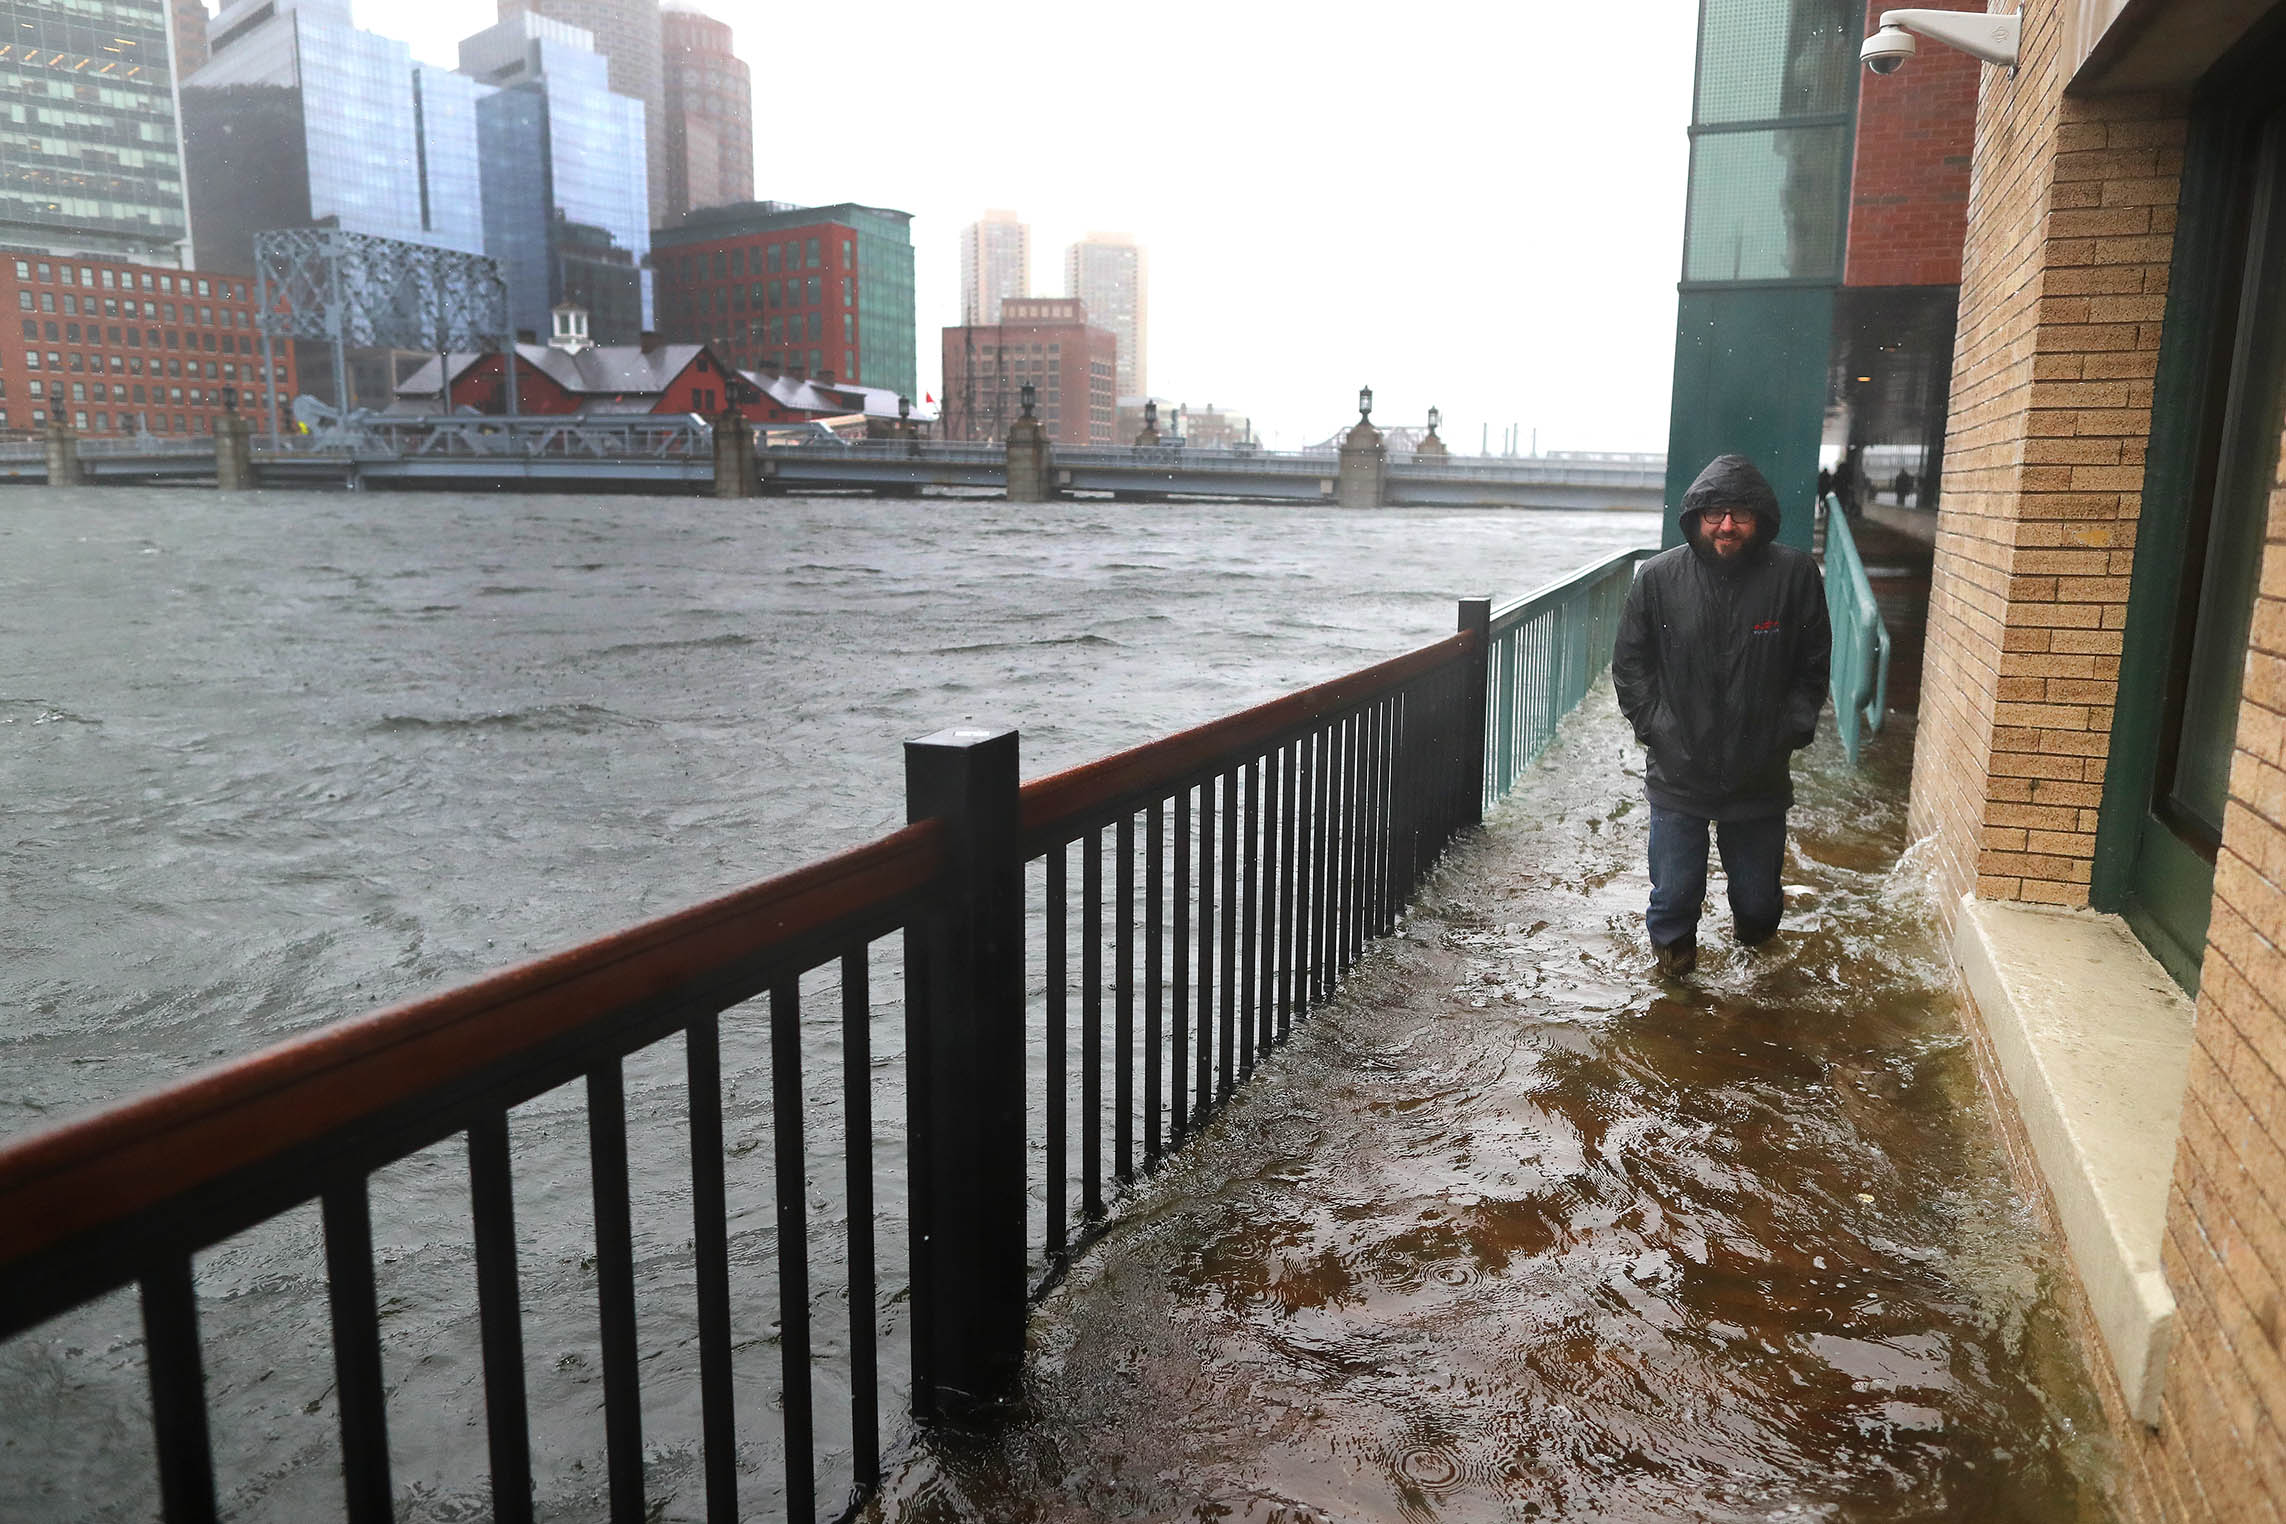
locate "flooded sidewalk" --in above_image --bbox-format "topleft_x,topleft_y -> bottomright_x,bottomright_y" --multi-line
874,687 -> 2118,1523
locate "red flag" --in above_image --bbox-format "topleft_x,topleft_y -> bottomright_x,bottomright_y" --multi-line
924,392 -> 934,403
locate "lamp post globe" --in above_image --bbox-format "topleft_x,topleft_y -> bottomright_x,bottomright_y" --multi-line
1427,405 -> 1441,434
1358,385 -> 1373,420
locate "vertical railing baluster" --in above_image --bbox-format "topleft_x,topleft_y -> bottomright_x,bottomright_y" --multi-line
1115,812 -> 1135,1185
1195,778 -> 1215,1119
587,1060 -> 645,1524
1238,758 -> 1259,1082
1172,789 -> 1191,1142
1344,709 -> 1363,974
1380,697 -> 1400,934
839,952 -> 880,1500
1082,828 -> 1104,1220
1258,745 -> 1280,1056
141,1258 -> 217,1524
1311,721 -> 1331,1006
322,1179 -> 393,1524
1390,690 -> 1416,914
1046,843 -> 1067,1261
1365,701 -> 1386,938
769,980 -> 816,1524
1286,735 -> 1307,1036
467,1113 -> 534,1524
1218,767 -> 1238,1102
685,1014 -> 738,1524
1145,800 -> 1164,1164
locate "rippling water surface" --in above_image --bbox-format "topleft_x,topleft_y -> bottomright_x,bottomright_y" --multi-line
0,488 -> 1660,1522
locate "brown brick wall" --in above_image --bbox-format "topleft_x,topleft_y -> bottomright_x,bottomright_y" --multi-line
1904,0 -> 2186,921
1913,0 -> 2286,1516
2148,401 -> 2286,1522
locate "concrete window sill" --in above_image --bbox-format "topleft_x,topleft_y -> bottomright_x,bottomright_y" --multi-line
1955,895 -> 2196,1426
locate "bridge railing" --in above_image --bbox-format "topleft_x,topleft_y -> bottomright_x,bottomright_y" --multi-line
0,543 -> 1654,1524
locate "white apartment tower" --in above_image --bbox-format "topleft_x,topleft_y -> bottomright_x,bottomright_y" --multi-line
959,209 -> 1030,324
1065,232 -> 1145,402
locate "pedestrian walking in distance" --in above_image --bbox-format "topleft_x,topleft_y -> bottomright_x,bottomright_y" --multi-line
1612,455 -> 1831,977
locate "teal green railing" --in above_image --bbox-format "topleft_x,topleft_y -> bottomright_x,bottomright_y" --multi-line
1820,493 -> 1892,766
1484,545 -> 1651,806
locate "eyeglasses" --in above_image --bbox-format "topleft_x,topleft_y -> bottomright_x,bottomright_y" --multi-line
1701,508 -> 1757,527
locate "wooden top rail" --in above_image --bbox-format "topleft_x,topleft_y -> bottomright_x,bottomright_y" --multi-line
1487,546 -> 1653,639
1017,630 -> 1476,853
0,821 -> 944,1282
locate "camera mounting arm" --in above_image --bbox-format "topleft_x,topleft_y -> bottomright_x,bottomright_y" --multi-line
1870,8 -> 2021,69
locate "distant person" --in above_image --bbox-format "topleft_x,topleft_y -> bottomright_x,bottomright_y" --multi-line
1612,455 -> 1832,977
1817,466 -> 1835,503
1894,469 -> 1915,505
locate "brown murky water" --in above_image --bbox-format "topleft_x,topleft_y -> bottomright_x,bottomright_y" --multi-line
870,688 -> 2118,1523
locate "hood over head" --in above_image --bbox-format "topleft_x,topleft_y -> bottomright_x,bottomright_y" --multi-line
1679,454 -> 1781,553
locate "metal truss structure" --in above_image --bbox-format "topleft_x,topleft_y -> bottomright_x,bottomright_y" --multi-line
252,230 -> 512,437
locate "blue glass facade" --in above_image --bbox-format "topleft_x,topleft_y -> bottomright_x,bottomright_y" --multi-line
460,13 -> 650,341
183,0 -> 487,268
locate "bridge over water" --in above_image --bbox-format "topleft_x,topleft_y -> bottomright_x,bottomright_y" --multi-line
0,419 -> 1666,509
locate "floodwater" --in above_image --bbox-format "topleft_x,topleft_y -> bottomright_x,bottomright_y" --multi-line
874,700 -> 2120,1522
0,489 -> 1664,1522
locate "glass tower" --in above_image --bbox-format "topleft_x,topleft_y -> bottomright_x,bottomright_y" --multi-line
460,12 -> 650,343
1,0 -> 192,261
181,0 -> 489,270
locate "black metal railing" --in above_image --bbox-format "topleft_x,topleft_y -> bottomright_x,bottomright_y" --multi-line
0,548 -> 1651,1523
1014,630 -> 1485,1286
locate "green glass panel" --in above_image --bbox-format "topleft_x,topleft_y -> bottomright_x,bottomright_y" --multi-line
1684,125 -> 1851,282
1694,0 -> 1856,124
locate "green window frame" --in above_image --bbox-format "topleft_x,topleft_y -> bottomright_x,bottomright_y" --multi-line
2094,34 -> 2286,993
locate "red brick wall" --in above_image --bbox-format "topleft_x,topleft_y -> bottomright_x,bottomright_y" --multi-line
1845,0 -> 1981,288
654,222 -> 860,383
941,320 -> 1117,447
1,254 -> 294,438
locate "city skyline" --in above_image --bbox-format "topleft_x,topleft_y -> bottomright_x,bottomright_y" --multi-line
353,0 -> 1697,451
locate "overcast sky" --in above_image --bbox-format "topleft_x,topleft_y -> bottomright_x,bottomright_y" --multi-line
362,0 -> 1701,452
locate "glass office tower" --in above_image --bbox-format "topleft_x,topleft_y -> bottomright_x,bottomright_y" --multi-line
0,0 -> 192,261
182,0 -> 488,271
460,12 -> 650,341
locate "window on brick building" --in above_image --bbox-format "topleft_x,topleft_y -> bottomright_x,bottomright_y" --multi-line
2104,83 -> 2286,991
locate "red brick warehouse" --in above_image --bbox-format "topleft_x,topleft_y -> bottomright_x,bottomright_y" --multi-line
2,254 -> 295,437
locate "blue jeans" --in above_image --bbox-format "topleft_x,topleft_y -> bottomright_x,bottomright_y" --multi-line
1646,806 -> 1788,948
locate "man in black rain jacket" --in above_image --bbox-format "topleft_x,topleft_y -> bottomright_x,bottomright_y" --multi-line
1612,454 -> 1831,976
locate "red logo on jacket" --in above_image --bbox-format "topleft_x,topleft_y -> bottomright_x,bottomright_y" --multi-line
1751,620 -> 1781,633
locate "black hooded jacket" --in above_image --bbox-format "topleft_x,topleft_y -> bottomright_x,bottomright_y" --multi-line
1612,455 -> 1832,819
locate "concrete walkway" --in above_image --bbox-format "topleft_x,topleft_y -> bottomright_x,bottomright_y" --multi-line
870,690 -> 2118,1524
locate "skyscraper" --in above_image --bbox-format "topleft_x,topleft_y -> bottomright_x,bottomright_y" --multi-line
958,209 -> 1028,325
172,0 -> 210,74
497,0 -> 668,228
460,11 -> 652,342
1066,232 -> 1145,402
183,0 -> 489,269
659,4 -> 751,220
1,0 -> 192,262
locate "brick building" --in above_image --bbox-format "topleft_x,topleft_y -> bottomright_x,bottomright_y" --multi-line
940,297 -> 1116,447
1903,0 -> 2286,1517
1,251 -> 294,436
651,199 -> 917,402
392,336 -> 751,417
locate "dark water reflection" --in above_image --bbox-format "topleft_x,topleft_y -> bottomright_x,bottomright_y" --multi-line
879,695 -> 2117,1523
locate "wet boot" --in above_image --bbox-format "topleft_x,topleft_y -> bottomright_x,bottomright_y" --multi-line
1653,933 -> 1697,978
1734,917 -> 1779,949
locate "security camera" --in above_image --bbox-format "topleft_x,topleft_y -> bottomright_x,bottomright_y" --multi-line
1861,24 -> 1916,73
1861,8 -> 2021,75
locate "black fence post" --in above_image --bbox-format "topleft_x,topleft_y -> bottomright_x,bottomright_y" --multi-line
903,726 -> 1026,1418
1457,599 -> 1493,827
